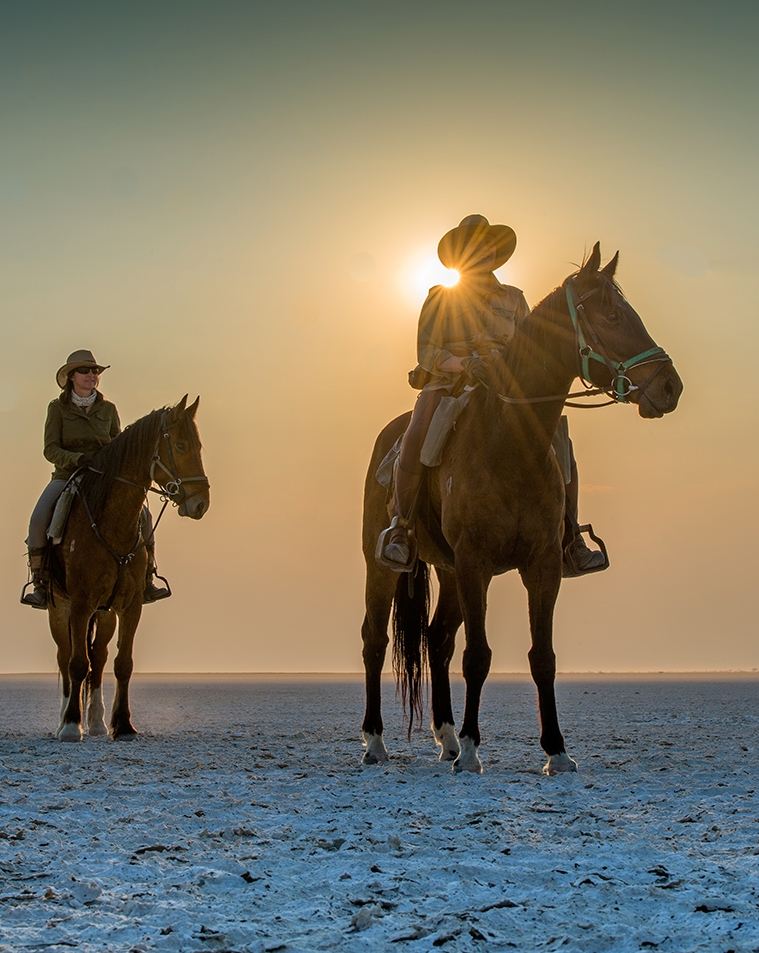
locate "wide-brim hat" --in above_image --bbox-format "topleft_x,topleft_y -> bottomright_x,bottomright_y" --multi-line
438,214 -> 517,271
56,350 -> 110,389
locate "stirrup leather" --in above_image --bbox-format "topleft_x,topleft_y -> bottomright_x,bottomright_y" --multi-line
375,516 -> 418,573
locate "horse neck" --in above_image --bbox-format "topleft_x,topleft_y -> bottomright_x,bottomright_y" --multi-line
82,413 -> 163,546
492,287 -> 576,454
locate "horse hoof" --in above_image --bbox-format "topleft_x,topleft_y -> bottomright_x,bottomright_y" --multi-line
433,724 -> 460,762
112,726 -> 138,741
88,722 -> 108,737
57,723 -> 83,743
543,752 -> 578,775
361,732 -> 389,765
362,750 -> 389,765
453,759 -> 483,775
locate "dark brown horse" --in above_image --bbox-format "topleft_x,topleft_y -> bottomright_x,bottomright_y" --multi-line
361,244 -> 683,773
49,396 -> 209,741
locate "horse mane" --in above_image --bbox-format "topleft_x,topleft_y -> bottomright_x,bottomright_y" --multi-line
483,263 -> 625,404
78,408 -> 167,521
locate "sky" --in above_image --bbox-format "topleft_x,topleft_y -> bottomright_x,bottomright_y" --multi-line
1,0 -> 757,674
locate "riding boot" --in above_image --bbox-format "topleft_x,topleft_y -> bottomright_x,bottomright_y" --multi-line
376,387 -> 443,572
562,457 -> 607,576
377,462 -> 424,570
143,547 -> 171,603
20,548 -> 48,609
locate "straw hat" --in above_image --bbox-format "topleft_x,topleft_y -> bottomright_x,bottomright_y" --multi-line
437,214 -> 517,271
56,350 -> 110,389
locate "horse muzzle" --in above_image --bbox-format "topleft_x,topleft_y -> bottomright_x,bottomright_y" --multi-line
631,362 -> 683,418
178,490 -> 210,519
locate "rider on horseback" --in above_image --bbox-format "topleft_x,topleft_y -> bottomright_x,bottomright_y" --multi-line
377,214 -> 606,576
21,349 -> 171,609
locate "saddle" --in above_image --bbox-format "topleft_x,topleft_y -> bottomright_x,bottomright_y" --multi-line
47,474 -> 82,545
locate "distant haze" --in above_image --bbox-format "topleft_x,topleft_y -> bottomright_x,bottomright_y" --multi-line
1,1 -> 757,673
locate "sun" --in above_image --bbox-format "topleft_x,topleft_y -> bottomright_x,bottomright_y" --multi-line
404,253 -> 460,302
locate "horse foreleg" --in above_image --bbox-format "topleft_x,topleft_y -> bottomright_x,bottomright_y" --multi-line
87,610 -> 116,736
58,605 -> 92,742
429,568 -> 461,761
361,566 -> 396,765
522,561 -> 576,775
455,567 -> 492,774
110,602 -> 141,740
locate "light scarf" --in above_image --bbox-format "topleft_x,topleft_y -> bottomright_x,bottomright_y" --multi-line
71,390 -> 98,408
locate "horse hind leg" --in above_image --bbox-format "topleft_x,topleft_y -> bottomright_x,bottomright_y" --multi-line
48,602 -> 72,737
429,568 -> 461,762
86,610 -> 116,736
361,564 -> 397,765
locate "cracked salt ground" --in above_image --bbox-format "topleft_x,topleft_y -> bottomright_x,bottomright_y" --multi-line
0,674 -> 758,953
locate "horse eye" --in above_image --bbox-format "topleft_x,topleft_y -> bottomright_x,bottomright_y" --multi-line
606,311 -> 619,324
175,441 -> 188,453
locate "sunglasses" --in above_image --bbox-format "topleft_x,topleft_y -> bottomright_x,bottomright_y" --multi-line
73,367 -> 102,375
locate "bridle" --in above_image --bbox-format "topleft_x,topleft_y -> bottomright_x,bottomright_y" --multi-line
498,279 -> 672,409
148,409 -> 210,506
564,279 -> 671,404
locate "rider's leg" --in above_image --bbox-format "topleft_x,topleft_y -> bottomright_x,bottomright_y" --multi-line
140,506 -> 171,603
379,386 -> 444,569
562,444 -> 606,574
21,480 -> 66,608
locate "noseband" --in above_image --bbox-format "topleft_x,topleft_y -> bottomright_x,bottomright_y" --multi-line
149,410 -> 210,504
565,280 -> 671,403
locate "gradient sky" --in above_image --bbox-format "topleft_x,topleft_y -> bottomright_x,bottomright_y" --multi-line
1,0 -> 757,673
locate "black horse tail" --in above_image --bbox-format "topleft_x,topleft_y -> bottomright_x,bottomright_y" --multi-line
82,613 -> 97,714
391,561 -> 431,739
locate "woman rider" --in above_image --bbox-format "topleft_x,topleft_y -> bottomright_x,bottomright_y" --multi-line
21,349 -> 170,608
377,214 -> 606,575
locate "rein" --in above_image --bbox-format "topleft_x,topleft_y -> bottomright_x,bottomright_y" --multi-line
497,280 -> 672,410
75,409 -> 209,610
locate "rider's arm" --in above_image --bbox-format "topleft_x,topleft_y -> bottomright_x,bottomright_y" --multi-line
417,286 -> 458,372
43,401 -> 84,472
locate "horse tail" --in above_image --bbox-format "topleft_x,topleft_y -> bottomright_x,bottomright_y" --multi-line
391,561 -> 431,739
82,613 -> 96,714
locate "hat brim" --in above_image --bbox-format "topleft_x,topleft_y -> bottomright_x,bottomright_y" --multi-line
438,222 -> 517,271
56,363 -> 110,389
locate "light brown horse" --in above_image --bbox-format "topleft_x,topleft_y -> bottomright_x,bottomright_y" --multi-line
361,245 -> 683,773
49,396 -> 209,741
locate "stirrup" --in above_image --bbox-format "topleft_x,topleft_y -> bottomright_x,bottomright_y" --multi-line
143,572 -> 172,604
375,516 -> 418,573
20,581 -> 48,609
562,524 -> 610,578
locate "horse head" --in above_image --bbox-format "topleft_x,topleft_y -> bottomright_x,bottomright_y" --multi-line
157,396 -> 210,519
568,243 -> 683,417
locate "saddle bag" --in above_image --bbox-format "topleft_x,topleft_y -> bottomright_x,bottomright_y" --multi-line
47,476 -> 81,545
420,392 -> 472,467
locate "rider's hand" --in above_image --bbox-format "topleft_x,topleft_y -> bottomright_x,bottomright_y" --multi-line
461,356 -> 489,386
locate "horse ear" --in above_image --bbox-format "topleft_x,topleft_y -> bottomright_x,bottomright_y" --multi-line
167,395 -> 188,424
601,251 -> 619,279
186,396 -> 200,419
579,242 -> 602,279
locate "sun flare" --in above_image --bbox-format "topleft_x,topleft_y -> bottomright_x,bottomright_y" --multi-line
404,253 -> 460,302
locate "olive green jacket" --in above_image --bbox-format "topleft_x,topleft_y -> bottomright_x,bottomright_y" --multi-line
44,392 -> 121,480
417,275 -> 530,384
